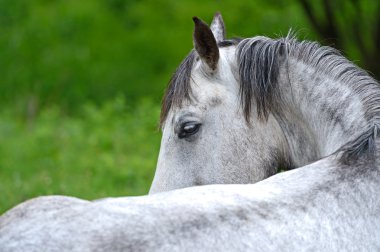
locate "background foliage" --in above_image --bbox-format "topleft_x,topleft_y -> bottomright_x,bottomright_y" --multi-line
0,0 -> 378,213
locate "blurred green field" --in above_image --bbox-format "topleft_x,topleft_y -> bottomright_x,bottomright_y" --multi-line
0,97 -> 161,213
0,0 -> 310,214
0,0 -> 310,110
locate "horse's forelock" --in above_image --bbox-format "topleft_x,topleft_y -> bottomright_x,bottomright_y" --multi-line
160,50 -> 196,128
160,39 -> 241,128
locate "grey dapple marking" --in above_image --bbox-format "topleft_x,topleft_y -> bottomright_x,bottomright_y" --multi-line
1,13 -> 380,251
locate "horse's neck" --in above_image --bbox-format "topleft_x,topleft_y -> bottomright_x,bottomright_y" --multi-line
275,59 -> 377,167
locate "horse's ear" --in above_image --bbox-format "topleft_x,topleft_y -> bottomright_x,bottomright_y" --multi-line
210,12 -> 225,43
193,16 -> 219,71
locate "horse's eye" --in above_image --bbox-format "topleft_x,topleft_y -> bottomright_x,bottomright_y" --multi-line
178,122 -> 201,139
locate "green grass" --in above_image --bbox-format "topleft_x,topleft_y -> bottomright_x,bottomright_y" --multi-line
0,97 -> 161,214
0,0 -> 312,110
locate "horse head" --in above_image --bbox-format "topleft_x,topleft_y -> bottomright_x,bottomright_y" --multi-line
150,12 -> 380,194
150,13 -> 290,193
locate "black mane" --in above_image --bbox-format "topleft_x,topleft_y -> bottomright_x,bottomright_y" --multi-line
160,50 -> 196,127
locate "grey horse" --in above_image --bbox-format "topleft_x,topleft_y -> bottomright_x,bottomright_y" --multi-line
1,13 -> 380,251
1,153 -> 379,251
150,13 -> 380,193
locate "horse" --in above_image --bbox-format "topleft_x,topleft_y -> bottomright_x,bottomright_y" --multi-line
150,12 -> 380,193
1,13 -> 380,251
1,154 -> 379,251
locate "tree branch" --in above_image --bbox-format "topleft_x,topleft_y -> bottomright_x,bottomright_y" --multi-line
350,1 -> 368,58
373,3 -> 380,50
321,0 -> 340,47
298,0 -> 325,36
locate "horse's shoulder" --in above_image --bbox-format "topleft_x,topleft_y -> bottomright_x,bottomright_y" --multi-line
0,195 -> 89,227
